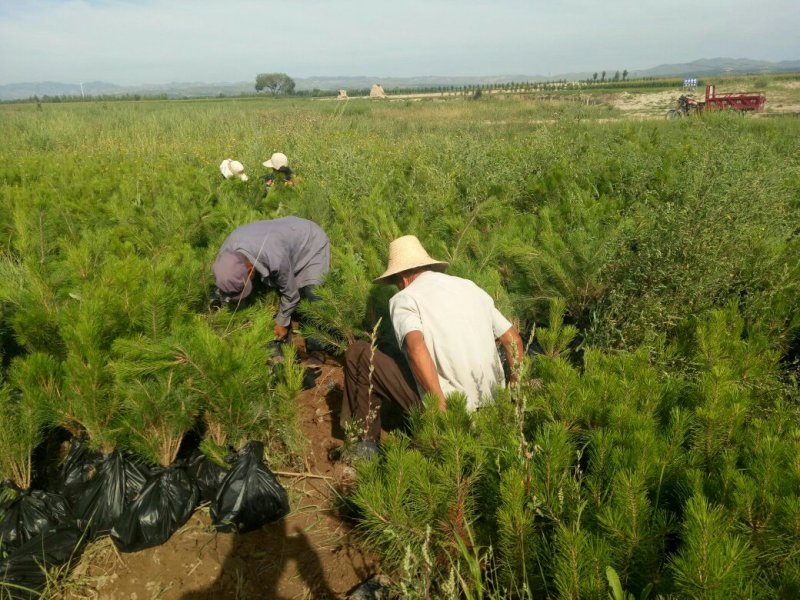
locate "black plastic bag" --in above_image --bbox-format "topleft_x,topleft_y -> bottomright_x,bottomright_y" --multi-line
211,441 -> 289,533
187,449 -> 228,503
72,450 -> 149,539
56,436 -> 103,506
0,482 -> 70,553
110,464 -> 199,553
0,523 -> 84,599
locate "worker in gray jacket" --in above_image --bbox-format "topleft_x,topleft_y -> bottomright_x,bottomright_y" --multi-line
213,217 -> 330,356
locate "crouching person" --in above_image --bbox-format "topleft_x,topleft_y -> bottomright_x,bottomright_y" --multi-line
212,216 -> 330,364
341,235 -> 524,458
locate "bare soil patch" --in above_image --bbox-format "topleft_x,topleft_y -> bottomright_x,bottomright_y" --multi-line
610,91 -> 678,116
608,83 -> 800,118
59,361 -> 378,600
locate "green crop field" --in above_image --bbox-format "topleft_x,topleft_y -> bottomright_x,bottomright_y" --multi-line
1,91 -> 800,597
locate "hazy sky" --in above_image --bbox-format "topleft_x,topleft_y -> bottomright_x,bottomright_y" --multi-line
0,0 -> 797,85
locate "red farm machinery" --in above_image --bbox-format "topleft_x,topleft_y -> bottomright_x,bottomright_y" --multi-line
666,84 -> 766,119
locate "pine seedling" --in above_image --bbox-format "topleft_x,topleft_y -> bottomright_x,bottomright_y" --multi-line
669,495 -> 756,599
0,257 -> 64,356
178,315 -> 267,448
596,470 -> 669,592
689,359 -> 752,476
55,297 -> 122,451
297,245 -> 377,353
551,516 -> 611,600
353,437 -> 442,569
495,464 -> 541,593
527,422 -> 582,525
501,199 -> 614,325
0,383 -> 41,490
536,297 -> 578,358
269,344 -> 305,459
111,312 -> 283,452
765,493 -> 800,594
116,373 -> 198,466
0,353 -> 62,489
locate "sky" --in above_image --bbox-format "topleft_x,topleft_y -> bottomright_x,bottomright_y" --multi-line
0,0 -> 798,85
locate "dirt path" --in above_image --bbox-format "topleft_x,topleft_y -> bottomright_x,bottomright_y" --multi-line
62,361 -> 377,600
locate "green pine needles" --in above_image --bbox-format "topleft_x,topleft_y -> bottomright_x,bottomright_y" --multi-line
351,300 -> 800,597
1,92 -> 799,595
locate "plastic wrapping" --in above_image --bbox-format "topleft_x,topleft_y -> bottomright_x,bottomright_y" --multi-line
0,483 -> 70,552
72,450 -> 149,539
56,436 -> 103,506
111,464 -> 199,553
0,523 -> 84,599
187,449 -> 228,503
211,441 -> 289,533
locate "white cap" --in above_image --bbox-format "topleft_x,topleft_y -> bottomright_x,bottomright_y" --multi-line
262,152 -> 289,170
220,159 -> 249,181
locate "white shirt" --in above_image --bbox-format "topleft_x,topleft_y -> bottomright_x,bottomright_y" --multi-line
390,271 -> 512,411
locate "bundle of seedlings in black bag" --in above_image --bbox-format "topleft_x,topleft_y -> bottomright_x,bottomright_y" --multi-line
187,444 -> 228,504
0,523 -> 85,599
211,441 -> 290,533
108,311 -> 306,539
56,436 -> 103,507
109,372 -> 201,552
0,482 -> 70,553
0,355 -> 73,554
110,461 -> 199,553
71,450 -> 149,540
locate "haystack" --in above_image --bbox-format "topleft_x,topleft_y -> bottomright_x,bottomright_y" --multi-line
369,84 -> 386,98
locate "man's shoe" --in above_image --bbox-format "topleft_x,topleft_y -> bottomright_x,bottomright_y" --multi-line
354,439 -> 380,460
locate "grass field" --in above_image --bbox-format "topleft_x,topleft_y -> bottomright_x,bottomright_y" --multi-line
1,77 -> 800,597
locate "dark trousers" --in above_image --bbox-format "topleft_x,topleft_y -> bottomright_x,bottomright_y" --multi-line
342,341 -> 422,441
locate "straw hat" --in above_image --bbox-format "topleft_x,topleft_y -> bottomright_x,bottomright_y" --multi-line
220,159 -> 249,181
263,152 -> 289,170
373,235 -> 449,284
213,252 -> 254,300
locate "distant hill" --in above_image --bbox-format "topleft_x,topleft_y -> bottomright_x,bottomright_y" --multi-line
0,80 -> 253,101
632,57 -> 800,78
1,58 -> 798,101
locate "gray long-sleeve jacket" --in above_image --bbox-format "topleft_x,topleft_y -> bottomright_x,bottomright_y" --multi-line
218,217 -> 330,326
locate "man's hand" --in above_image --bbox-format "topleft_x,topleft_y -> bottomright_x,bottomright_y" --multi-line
274,324 -> 289,340
498,326 -> 525,385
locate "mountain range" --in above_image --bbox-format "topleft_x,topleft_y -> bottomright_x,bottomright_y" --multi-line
1,58 -> 798,101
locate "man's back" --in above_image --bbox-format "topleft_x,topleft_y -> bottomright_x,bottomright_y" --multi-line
219,217 -> 329,287
389,271 -> 511,410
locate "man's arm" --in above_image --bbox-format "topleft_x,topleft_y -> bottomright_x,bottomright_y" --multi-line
403,330 -> 447,410
498,326 -> 525,384
271,257 -> 300,339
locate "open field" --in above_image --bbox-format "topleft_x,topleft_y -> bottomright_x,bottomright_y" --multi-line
1,77 -> 800,598
331,74 -> 800,119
